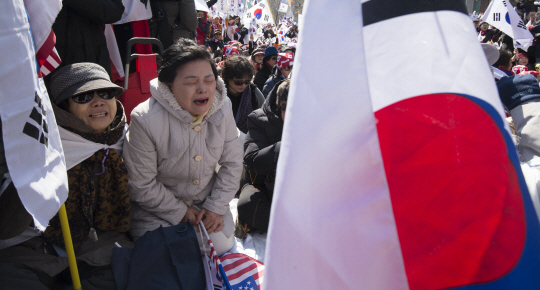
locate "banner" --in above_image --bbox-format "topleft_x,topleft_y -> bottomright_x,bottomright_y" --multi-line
1,0 -> 69,231
264,0 -> 540,289
481,0 -> 534,48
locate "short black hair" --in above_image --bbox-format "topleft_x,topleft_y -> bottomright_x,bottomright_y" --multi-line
158,38 -> 218,84
276,79 -> 290,111
494,49 -> 513,70
221,56 -> 254,88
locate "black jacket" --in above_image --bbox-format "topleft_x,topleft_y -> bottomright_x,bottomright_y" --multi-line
253,64 -> 274,91
243,80 -> 285,197
52,0 -> 124,75
208,39 -> 224,52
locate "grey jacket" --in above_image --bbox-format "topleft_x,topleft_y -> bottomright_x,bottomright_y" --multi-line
123,77 -> 243,239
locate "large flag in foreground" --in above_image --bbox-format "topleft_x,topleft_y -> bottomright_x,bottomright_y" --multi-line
264,0 -> 540,289
481,0 -> 534,48
0,0 -> 68,231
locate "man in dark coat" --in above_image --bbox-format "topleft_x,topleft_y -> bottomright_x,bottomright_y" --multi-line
235,79 -> 290,238
52,0 -> 124,76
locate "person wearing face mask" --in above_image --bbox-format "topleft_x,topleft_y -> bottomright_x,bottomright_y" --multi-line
0,63 -> 132,289
123,39 -> 242,256
221,56 -> 265,134
262,53 -> 294,98
253,46 -> 279,92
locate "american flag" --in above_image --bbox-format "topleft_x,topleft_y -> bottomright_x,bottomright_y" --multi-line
35,29 -> 61,77
199,224 -> 265,290
221,253 -> 264,290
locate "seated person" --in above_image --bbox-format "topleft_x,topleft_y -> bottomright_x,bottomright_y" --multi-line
236,79 -> 290,238
262,52 -> 294,98
221,56 -> 265,134
0,63 -> 132,289
123,39 -> 243,256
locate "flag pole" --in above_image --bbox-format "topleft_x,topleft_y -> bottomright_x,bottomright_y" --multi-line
59,204 -> 82,290
200,223 -> 232,290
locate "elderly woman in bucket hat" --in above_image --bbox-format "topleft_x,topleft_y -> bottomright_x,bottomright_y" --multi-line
0,62 -> 132,289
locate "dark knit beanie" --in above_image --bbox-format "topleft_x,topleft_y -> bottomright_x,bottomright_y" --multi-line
496,75 -> 540,110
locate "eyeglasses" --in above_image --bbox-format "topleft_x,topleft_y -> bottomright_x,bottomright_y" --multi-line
72,90 -> 116,104
281,66 -> 293,71
270,57 -> 278,61
233,80 -> 251,86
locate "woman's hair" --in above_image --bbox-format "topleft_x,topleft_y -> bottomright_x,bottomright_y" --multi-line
158,38 -> 218,83
221,56 -> 255,86
276,79 -> 291,111
494,49 -> 513,70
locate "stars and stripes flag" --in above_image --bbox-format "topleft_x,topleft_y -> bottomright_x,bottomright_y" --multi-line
25,0 -> 62,77
0,0 -> 68,231
200,224 -> 264,290
220,253 -> 264,290
263,0 -> 540,289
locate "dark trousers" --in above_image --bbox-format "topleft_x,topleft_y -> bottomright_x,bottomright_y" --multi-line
237,185 -> 272,233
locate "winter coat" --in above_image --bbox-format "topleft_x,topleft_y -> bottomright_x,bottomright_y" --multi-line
161,0 -> 199,41
0,102 -> 133,278
208,39 -> 224,52
52,0 -> 124,76
196,12 -> 211,45
123,77 -> 243,239
253,64 -> 274,92
243,80 -> 285,197
262,69 -> 285,98
228,83 -> 266,119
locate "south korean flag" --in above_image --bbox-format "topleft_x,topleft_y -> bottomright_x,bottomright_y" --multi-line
481,0 -> 534,49
263,0 -> 540,289
0,1 -> 68,231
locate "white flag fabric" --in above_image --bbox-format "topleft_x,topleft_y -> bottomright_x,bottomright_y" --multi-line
105,24 -> 125,79
1,0 -> 68,231
264,0 -> 540,289
481,0 -> 534,48
114,0 -> 152,24
195,0 -> 210,12
242,0 -> 274,27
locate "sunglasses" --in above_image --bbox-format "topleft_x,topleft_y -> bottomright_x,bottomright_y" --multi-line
282,66 -> 293,71
233,80 -> 251,86
270,56 -> 278,61
72,90 -> 116,104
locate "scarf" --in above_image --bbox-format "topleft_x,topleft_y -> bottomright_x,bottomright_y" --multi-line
235,84 -> 253,133
43,118 -> 130,252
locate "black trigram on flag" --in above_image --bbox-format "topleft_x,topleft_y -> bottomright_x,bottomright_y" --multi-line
246,12 -> 251,18
264,14 -> 269,21
22,92 -> 48,147
494,13 -> 501,21
260,3 -> 265,8
518,20 -> 527,29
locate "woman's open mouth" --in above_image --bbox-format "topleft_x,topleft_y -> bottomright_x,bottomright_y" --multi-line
90,112 -> 108,118
194,98 -> 209,106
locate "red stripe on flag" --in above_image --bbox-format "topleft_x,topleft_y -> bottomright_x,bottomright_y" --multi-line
225,263 -> 259,281
36,30 -> 55,63
222,256 -> 251,271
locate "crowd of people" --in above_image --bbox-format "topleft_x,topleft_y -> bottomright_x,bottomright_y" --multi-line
0,0 -> 296,289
